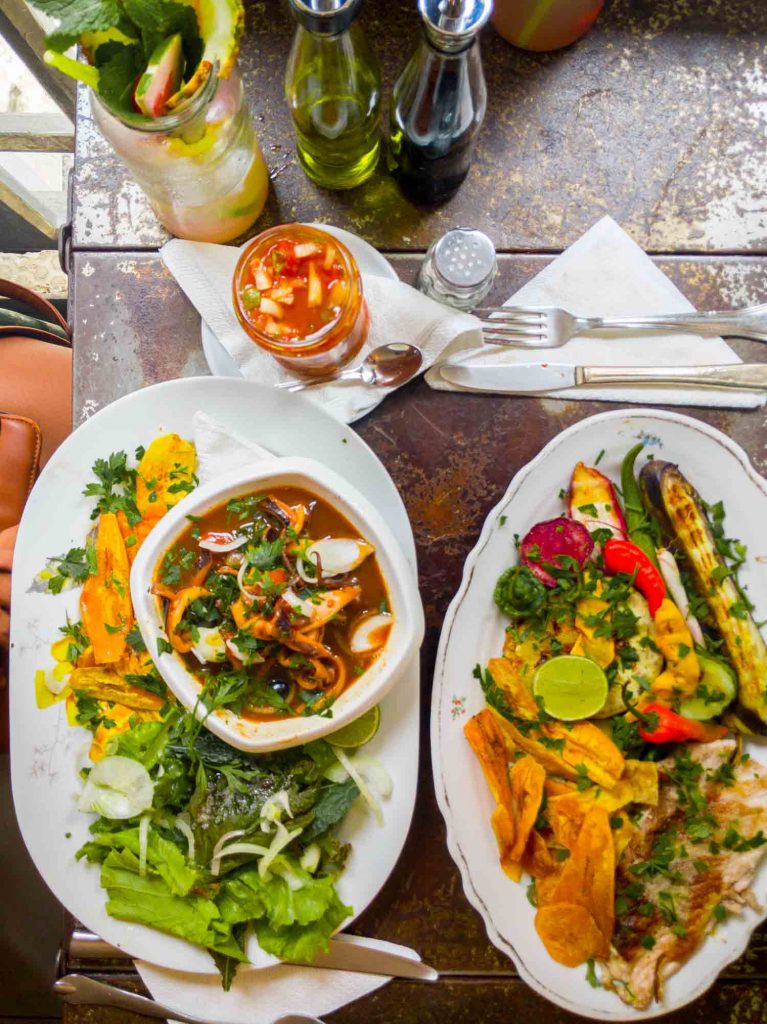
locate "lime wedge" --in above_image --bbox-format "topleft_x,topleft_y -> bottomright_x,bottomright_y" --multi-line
533,656 -> 608,721
328,705 -> 380,748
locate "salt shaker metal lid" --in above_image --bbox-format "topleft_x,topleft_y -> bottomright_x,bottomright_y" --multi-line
289,0 -> 363,35
418,0 -> 494,52
433,228 -> 496,292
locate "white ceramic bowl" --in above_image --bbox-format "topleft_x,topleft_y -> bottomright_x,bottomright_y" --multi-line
130,457 -> 424,752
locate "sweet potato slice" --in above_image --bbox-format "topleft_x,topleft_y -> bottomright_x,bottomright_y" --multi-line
535,903 -> 606,967
465,710 -> 524,879
80,512 -> 133,664
547,805 -> 614,949
508,755 -> 546,861
135,434 -> 196,519
69,666 -> 165,711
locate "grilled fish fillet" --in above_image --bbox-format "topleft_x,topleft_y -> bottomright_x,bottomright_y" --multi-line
603,739 -> 767,1009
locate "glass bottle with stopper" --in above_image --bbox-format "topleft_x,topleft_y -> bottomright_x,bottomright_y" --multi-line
388,0 -> 493,205
285,0 -> 382,190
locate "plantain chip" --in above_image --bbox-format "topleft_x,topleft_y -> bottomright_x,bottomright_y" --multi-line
535,903 -> 606,967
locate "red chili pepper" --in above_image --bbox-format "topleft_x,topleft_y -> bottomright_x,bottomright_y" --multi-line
603,538 -> 666,615
638,703 -> 728,744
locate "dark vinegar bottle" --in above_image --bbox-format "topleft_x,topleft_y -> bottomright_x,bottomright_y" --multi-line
388,0 -> 491,205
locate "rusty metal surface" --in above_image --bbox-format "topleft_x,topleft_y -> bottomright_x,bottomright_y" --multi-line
66,250 -> 767,1024
71,0 -> 767,254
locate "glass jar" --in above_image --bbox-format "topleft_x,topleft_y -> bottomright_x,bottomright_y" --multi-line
91,68 -> 269,243
233,224 -> 370,377
492,0 -> 605,51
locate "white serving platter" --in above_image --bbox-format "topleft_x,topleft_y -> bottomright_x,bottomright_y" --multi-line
431,408 -> 767,1020
10,376 -> 420,975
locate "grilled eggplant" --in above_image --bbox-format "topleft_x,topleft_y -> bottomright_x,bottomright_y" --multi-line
640,459 -> 767,734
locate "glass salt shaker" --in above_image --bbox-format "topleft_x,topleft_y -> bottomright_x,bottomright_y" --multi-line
417,228 -> 497,311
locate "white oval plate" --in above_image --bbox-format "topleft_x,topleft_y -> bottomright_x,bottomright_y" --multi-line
10,377 -> 419,975
431,408 -> 767,1020
201,224 -> 398,378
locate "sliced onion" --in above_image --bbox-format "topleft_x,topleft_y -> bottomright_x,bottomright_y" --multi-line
296,551 -> 320,585
138,814 -> 151,878
212,842 -> 271,877
78,756 -> 154,820
300,843 -> 321,874
259,822 -> 303,879
210,828 -> 245,877
331,746 -> 383,826
305,538 -> 374,578
198,532 -> 248,553
350,612 -> 393,654
261,789 -> 293,825
175,815 -> 195,864
657,548 -> 704,645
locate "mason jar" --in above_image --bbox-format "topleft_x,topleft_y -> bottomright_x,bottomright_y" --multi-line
90,68 -> 269,243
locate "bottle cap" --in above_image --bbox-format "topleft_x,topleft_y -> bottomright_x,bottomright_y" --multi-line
432,228 -> 496,291
418,0 -> 493,52
288,0 -> 363,35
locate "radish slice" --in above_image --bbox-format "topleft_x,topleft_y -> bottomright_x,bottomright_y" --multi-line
520,517 -> 594,588
198,532 -> 248,553
307,262 -> 322,307
305,538 -> 374,577
350,612 -> 393,654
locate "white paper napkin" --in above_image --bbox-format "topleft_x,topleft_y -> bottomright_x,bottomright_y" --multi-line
137,933 -> 422,1024
161,237 -> 476,424
135,411 -> 414,1023
427,215 -> 764,409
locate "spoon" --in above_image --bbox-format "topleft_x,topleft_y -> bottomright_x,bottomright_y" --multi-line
276,343 -> 423,392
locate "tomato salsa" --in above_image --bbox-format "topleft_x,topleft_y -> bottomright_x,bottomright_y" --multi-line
233,224 -> 370,376
154,486 -> 392,721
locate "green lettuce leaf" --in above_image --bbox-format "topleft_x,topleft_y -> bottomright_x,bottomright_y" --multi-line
101,848 -> 223,947
84,825 -> 199,895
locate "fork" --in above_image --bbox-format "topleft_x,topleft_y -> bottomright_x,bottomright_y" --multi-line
473,303 -> 767,349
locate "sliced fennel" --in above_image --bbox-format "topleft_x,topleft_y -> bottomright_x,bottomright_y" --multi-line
78,756 -> 154,820
330,747 -> 393,826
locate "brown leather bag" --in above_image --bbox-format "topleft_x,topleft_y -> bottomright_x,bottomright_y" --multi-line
0,279 -> 72,529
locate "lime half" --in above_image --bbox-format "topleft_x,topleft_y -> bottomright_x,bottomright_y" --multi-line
533,656 -> 608,722
328,705 -> 380,748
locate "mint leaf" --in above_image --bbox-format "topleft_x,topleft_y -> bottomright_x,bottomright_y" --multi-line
95,41 -> 144,112
29,0 -> 122,50
122,0 -> 201,71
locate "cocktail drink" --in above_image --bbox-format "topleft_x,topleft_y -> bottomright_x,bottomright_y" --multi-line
91,69 -> 269,243
29,0 -> 268,242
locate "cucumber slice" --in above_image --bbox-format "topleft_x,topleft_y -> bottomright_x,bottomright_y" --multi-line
679,653 -> 737,721
134,33 -> 184,118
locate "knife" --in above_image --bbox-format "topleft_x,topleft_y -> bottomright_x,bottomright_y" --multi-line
439,361 -> 767,393
67,928 -> 438,982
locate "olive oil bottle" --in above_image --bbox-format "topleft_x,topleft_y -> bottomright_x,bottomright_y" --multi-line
285,0 -> 382,190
